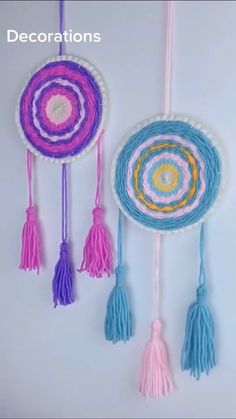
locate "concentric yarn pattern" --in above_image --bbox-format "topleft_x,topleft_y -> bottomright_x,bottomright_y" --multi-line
16,56 -> 106,162
112,117 -> 222,233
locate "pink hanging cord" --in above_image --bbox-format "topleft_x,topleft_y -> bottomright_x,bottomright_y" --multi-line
78,129 -> 113,278
164,0 -> 173,115
95,130 -> 103,208
139,0 -> 174,399
19,150 -> 41,273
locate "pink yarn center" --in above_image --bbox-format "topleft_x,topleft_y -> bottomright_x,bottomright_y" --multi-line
46,94 -> 72,125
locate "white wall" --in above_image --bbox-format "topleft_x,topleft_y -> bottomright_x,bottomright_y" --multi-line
0,1 -> 236,418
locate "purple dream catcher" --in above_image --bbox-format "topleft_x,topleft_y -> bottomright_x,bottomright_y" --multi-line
16,55 -> 106,163
16,0 -> 113,307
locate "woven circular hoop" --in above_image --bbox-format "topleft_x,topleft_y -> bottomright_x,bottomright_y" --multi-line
112,115 -> 222,234
16,55 -> 107,163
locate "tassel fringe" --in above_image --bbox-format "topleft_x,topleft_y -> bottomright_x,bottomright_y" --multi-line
19,206 -> 40,274
104,265 -> 133,343
139,320 -> 173,399
181,284 -> 216,379
78,206 -> 113,278
52,241 -> 74,308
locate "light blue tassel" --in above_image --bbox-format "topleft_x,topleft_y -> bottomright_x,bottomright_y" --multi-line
181,224 -> 216,379
104,210 -> 134,343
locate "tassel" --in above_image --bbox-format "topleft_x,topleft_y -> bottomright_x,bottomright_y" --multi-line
139,320 -> 173,399
52,241 -> 74,308
105,265 -> 133,343
19,206 -> 40,274
78,206 -> 113,278
181,283 -> 216,379
19,150 -> 41,274
181,223 -> 216,379
78,130 -> 113,278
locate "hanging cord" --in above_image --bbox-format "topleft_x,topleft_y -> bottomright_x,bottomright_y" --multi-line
199,223 -> 206,286
95,130 -> 104,208
164,0 -> 173,115
59,0 -> 65,55
62,163 -> 68,242
153,233 -> 160,320
117,209 -> 122,268
27,150 -> 33,208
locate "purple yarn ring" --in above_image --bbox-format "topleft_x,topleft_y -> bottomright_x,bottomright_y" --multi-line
16,55 -> 107,163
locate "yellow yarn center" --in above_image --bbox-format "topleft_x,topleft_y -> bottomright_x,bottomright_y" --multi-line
152,164 -> 179,192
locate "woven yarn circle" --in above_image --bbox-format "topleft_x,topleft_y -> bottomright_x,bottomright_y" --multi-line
16,56 -> 106,162
112,116 -> 222,233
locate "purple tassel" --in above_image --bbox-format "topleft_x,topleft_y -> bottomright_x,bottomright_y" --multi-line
52,241 -> 74,308
78,206 -> 113,278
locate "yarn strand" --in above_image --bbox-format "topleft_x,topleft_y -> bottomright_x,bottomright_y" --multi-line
181,224 -> 216,379
19,150 -> 41,273
104,209 -> 133,343
139,0 -> 174,399
52,0 -> 74,307
164,0 -> 173,115
78,130 -> 113,278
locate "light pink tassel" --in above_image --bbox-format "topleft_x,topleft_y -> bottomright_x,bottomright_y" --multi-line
78,130 -> 113,278
19,150 -> 41,274
139,235 -> 173,399
139,320 -> 173,398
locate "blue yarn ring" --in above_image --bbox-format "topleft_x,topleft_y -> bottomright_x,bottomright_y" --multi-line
112,116 -> 222,233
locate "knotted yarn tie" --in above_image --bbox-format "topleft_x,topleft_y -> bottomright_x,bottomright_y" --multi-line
196,283 -> 207,303
181,223 -> 216,379
150,319 -> 162,340
60,240 -> 69,257
92,206 -> 104,224
104,209 -> 133,343
19,150 -> 41,273
78,130 -> 113,278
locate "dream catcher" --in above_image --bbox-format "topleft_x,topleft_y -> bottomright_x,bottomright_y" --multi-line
16,0 -> 113,306
110,1 -> 222,398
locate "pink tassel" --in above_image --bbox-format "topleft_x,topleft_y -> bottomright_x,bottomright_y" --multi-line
19,150 -> 41,274
19,206 -> 40,274
78,206 -> 113,278
139,320 -> 173,399
78,130 -> 113,278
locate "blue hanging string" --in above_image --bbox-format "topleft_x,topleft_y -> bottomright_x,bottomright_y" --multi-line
199,223 -> 205,285
181,223 -> 216,379
117,209 -> 122,267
